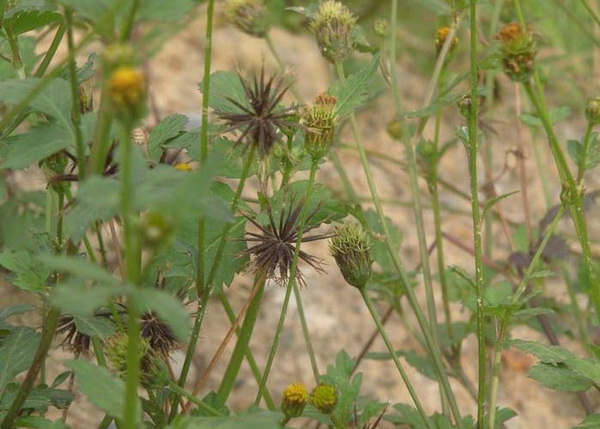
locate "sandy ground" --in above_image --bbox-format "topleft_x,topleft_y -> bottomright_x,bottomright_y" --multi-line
3,5 -> 600,429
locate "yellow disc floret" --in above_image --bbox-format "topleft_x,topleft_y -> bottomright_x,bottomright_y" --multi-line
281,383 -> 308,418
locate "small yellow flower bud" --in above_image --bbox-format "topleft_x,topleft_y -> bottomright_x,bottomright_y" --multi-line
174,162 -> 193,171
224,0 -> 269,38
310,384 -> 337,415
585,96 -> 600,125
310,0 -> 357,63
281,383 -> 308,419
435,27 -> 458,58
108,67 -> 145,109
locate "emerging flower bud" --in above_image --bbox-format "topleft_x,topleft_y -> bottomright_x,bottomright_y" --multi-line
224,0 -> 270,38
108,66 -> 146,121
495,23 -> 536,82
281,382 -> 308,419
310,384 -> 337,415
435,26 -> 458,58
329,221 -> 372,290
303,93 -> 338,160
140,210 -> 174,249
386,118 -> 403,141
585,96 -> 600,125
373,19 -> 388,39
309,0 -> 357,63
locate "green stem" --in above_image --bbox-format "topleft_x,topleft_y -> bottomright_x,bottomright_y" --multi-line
578,0 -> 600,28
293,282 -> 320,383
65,7 -> 86,180
168,381 -> 222,416
360,289 -> 434,429
120,0 -> 140,42
522,81 -> 600,325
219,294 -> 276,409
217,275 -> 266,402
334,57 -> 463,427
254,158 -> 319,406
467,2 -> 486,427
0,307 -> 61,429
120,120 -> 142,429
34,24 -> 65,77
577,123 -> 594,183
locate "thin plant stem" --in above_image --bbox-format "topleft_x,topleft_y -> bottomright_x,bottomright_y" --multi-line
120,118 -> 142,429
466,2 -> 487,427
254,158 -> 319,406
334,59 -> 463,427
34,24 -> 65,77
218,275 -> 267,402
168,381 -> 223,416
487,205 -> 565,428
293,282 -> 320,383
579,0 -> 600,28
360,288 -> 433,429
120,0 -> 140,42
65,7 -> 86,180
577,123 -> 594,183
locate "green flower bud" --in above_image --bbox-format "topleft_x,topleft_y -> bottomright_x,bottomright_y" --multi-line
373,19 -> 388,39
495,23 -> 536,82
329,221 -> 372,290
105,332 -> 157,384
386,118 -> 403,141
309,0 -> 357,63
140,210 -> 174,249
224,0 -> 269,38
303,94 -> 338,160
310,384 -> 337,415
281,383 -> 308,419
585,96 -> 600,125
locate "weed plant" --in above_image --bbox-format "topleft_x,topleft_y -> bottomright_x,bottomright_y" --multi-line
0,0 -> 600,428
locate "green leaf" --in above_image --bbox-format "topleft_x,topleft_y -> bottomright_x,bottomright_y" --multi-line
568,133 -> 600,172
520,106 -> 571,127
132,288 -> 189,342
5,10 -> 62,36
319,350 -> 362,424
138,0 -> 194,21
37,254 -> 118,286
328,55 -> 380,117
510,339 -> 575,364
0,78 -> 72,127
147,114 -> 189,162
205,71 -> 246,114
167,411 -> 281,429
0,190 -> 46,250
0,123 -> 72,169
528,363 -> 593,392
565,358 -> 600,385
0,327 -> 40,397
361,209 -> 403,273
52,281 -> 122,316
66,359 -> 140,422
482,190 -> 519,220
0,304 -> 36,321
64,176 -> 120,241
73,315 -> 116,339
0,249 -> 50,292
574,414 -> 600,428
12,416 -> 70,429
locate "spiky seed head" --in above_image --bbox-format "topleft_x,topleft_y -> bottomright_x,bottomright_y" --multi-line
495,23 -> 536,82
435,26 -> 458,57
309,0 -> 357,63
310,384 -> 337,414
140,312 -> 179,358
329,221 -> 372,290
105,332 -> 157,383
586,96 -> 600,125
281,383 -> 308,419
303,94 -> 338,160
224,0 -> 270,38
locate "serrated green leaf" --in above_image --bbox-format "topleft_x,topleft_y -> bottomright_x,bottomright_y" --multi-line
67,359 -> 140,422
568,133 -> 600,173
147,114 -> 189,162
0,78 -> 72,127
361,209 -> 402,273
132,288 -> 189,341
205,71 -> 246,114
0,249 -> 50,292
528,363 -> 593,392
565,358 -> 600,385
73,315 -> 116,339
0,123 -> 72,169
37,254 -> 118,285
0,327 -> 40,397
328,56 -> 379,117
167,411 -> 281,429
574,414 -> 600,428
510,339 -> 575,364
51,281 -> 122,316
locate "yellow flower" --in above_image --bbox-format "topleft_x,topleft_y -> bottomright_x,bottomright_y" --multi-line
310,384 -> 337,414
108,66 -> 145,109
281,383 -> 308,418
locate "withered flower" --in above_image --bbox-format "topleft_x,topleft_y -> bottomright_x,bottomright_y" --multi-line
140,311 -> 179,358
217,67 -> 297,158
239,197 -> 329,286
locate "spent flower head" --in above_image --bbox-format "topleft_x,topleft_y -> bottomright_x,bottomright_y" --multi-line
302,93 -> 338,160
239,197 -> 329,286
329,221 -> 372,289
310,383 -> 337,414
310,0 -> 357,63
140,311 -> 179,358
224,0 -> 270,38
281,382 -> 309,419
495,23 -> 536,82
217,67 -> 297,158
